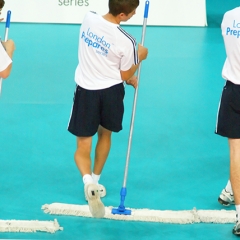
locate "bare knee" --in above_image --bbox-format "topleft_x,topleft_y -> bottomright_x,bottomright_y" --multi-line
76,137 -> 92,154
98,126 -> 112,139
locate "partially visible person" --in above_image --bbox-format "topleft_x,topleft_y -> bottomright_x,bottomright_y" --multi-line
0,0 -> 5,22
0,0 -> 15,79
215,6 -> 240,236
68,0 -> 148,218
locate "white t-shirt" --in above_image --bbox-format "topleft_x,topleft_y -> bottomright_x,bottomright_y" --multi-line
0,42 -> 12,72
222,7 -> 240,84
75,11 -> 139,90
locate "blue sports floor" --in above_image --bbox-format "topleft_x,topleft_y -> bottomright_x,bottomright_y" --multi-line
1,1 -> 239,239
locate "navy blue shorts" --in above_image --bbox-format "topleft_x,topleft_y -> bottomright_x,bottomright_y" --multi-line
216,81 -> 240,139
68,83 -> 125,137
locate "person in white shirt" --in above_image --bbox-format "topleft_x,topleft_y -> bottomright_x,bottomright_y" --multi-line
68,0 -> 148,218
0,0 -> 15,79
215,6 -> 240,236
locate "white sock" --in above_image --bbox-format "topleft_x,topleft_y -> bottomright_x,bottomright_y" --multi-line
225,180 -> 233,195
92,172 -> 100,185
236,205 -> 240,221
83,174 -> 94,185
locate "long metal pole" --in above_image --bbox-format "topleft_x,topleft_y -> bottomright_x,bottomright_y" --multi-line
112,1 -> 150,215
123,1 -> 149,188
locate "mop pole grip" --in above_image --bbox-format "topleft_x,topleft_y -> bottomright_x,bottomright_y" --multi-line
144,1 -> 150,18
4,11 -> 11,41
6,10 -> 11,28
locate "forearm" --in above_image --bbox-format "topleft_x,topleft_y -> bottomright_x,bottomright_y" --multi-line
5,47 -> 14,59
120,62 -> 140,81
0,63 -> 12,79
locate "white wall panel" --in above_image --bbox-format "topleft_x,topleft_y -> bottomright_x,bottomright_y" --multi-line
1,0 -> 207,26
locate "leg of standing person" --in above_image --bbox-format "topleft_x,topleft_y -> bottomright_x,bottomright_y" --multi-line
91,126 -> 111,197
229,139 -> 240,206
216,82 -> 235,207
229,139 -> 240,235
74,128 -> 112,183
74,136 -> 92,177
74,135 -> 105,218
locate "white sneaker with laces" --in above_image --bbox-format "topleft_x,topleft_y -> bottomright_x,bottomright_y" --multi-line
218,189 -> 235,206
233,219 -> 240,236
84,183 -> 105,218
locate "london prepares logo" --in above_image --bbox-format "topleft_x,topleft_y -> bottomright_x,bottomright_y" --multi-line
226,20 -> 240,38
58,0 -> 89,6
81,28 -> 110,57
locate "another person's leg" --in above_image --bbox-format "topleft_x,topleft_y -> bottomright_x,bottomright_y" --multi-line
229,139 -> 240,204
216,82 -> 235,206
229,138 -> 240,235
218,179 -> 234,206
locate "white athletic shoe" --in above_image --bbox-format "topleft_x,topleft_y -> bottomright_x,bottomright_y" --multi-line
233,217 -> 240,236
218,189 -> 235,206
84,183 -> 105,218
85,184 -> 106,201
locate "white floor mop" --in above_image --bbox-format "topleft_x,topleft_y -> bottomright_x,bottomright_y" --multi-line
42,203 -> 236,224
0,219 -> 63,233
0,10 -> 11,95
41,1 -> 237,224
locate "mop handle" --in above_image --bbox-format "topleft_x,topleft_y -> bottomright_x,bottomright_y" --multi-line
0,10 -> 12,95
4,11 -> 11,41
122,1 -> 149,188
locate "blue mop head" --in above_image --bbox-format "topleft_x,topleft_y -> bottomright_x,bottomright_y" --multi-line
111,187 -> 131,215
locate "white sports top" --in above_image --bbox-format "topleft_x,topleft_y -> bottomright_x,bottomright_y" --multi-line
75,11 -> 139,90
0,42 -> 12,72
222,7 -> 240,84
